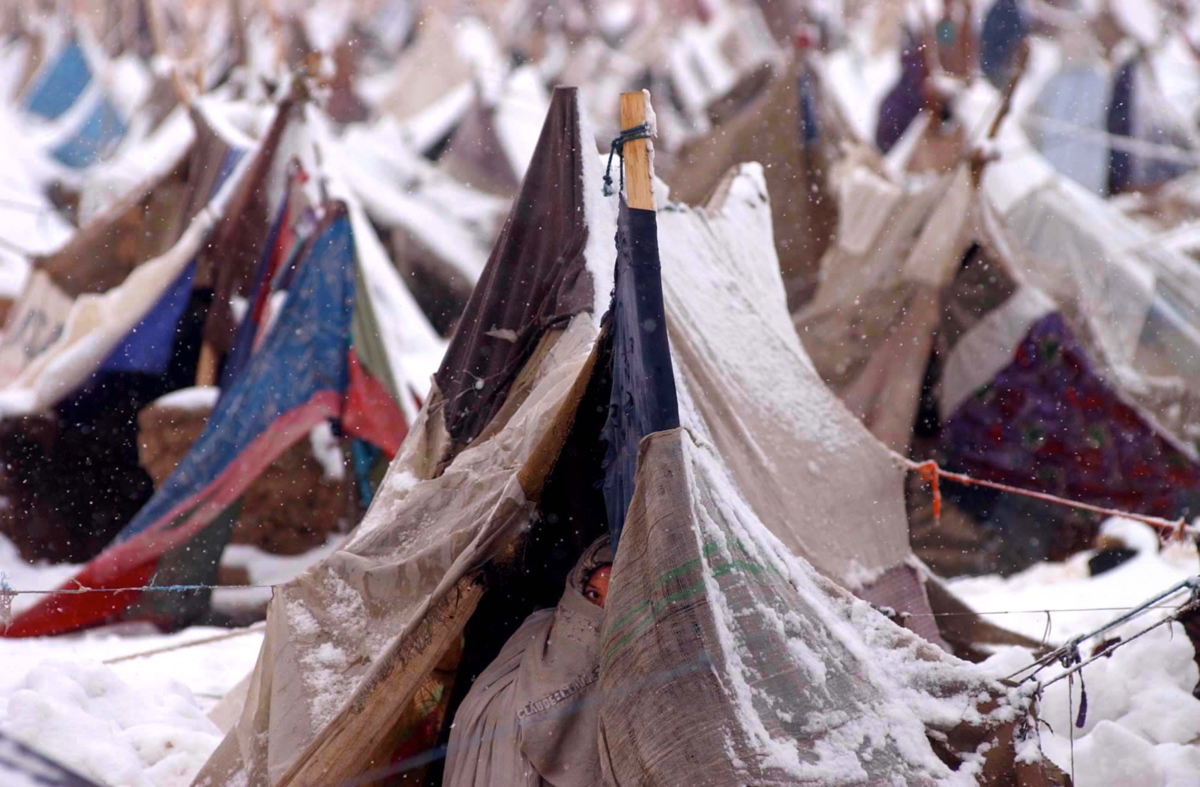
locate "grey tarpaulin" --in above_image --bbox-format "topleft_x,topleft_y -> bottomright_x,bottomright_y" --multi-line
601,199 -> 679,548
598,428 -> 1066,785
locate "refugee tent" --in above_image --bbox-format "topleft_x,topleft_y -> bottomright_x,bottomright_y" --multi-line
1022,38 -> 1110,195
797,78 -> 1200,574
1105,48 -> 1198,195
0,729 -> 103,787
329,117 -> 508,336
187,88 -> 1063,787
362,14 -> 507,155
439,66 -> 550,198
0,99 -> 246,562
671,55 -> 841,309
1,89 -> 445,634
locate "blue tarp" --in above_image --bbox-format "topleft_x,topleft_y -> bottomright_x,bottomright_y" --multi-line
4,209 -> 359,636
50,97 -> 126,168
98,262 -> 196,375
981,0 -> 1027,88
601,200 -> 680,548
24,38 -> 92,120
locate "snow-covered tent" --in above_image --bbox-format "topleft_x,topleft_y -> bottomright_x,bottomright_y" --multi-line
187,88 -> 1065,787
361,14 -> 508,155
671,55 -> 841,309
330,118 -> 508,336
439,65 -> 551,198
797,78 -> 1200,574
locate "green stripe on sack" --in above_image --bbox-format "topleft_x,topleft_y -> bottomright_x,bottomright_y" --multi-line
601,542 -> 784,668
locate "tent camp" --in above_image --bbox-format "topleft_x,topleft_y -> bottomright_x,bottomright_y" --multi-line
186,88 -> 1063,787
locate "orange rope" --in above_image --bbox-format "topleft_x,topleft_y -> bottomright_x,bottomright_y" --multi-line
902,457 -> 1193,541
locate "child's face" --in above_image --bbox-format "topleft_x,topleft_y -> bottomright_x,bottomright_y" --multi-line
583,565 -> 612,608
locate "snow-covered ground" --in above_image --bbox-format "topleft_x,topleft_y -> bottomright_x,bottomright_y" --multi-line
2,521 -> 1199,786
955,519 -> 1200,786
0,533 -> 343,786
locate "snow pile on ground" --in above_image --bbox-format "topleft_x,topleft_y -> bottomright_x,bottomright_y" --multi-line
0,529 -> 350,785
1,662 -> 221,787
954,518 -> 1200,786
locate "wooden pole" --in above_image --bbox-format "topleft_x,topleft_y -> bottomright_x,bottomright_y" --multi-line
986,38 -> 1031,140
619,91 -> 654,210
195,342 -> 218,387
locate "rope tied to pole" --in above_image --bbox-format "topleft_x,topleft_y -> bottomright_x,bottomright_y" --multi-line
602,123 -> 652,197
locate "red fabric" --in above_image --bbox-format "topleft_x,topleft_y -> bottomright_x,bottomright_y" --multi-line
343,348 -> 407,458
4,559 -> 157,638
3,393 -> 342,638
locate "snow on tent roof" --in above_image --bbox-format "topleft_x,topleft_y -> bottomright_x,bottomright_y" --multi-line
180,93 -> 1069,787
34,103 -> 244,298
0,103 -> 251,402
49,94 -> 126,168
331,117 -> 506,287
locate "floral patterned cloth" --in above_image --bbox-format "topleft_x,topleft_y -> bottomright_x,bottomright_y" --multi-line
941,312 -> 1200,518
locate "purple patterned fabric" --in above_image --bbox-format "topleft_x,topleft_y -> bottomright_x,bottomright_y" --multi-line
942,312 -> 1200,518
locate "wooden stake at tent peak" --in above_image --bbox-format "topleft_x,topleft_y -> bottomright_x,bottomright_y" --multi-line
620,92 -> 654,211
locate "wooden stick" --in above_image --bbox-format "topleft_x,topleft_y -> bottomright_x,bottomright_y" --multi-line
986,37 -> 1031,140
194,341 -> 218,387
619,92 -> 654,211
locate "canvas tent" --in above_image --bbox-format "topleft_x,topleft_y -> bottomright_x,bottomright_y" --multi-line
331,116 -> 508,336
439,65 -> 551,199
670,55 -> 841,309
0,99 -> 246,562
1,91 -> 444,631
796,78 -> 1200,573
189,88 -> 1062,787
